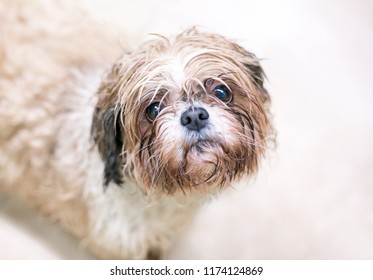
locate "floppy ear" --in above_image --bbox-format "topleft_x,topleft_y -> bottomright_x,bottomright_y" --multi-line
92,105 -> 124,186
246,61 -> 265,88
243,59 -> 270,105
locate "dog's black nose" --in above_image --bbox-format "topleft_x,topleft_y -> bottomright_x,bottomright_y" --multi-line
180,107 -> 209,131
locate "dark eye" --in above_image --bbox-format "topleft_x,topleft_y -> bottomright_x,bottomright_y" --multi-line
213,85 -> 232,103
145,102 -> 163,122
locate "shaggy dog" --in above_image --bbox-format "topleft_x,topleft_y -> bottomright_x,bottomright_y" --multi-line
0,1 -> 272,259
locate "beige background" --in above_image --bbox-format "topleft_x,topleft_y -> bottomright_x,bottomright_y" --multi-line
1,0 -> 373,259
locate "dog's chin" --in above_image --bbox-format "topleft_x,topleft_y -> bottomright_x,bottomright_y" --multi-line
184,140 -> 222,183
143,138 -> 241,193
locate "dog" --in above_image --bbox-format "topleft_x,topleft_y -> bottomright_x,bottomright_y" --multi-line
0,1 -> 272,259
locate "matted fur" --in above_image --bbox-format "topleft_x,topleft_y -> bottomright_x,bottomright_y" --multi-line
92,28 -> 272,193
0,1 -> 272,259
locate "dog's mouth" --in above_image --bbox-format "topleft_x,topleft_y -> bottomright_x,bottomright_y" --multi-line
179,137 -> 231,189
190,139 -> 211,154
186,138 -> 221,155
187,138 -> 229,155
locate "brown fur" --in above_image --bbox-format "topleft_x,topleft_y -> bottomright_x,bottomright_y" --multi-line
0,1 -> 273,259
92,28 -> 272,193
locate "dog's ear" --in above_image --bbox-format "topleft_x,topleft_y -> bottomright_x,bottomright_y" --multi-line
245,61 -> 266,89
92,105 -> 124,187
243,57 -> 270,104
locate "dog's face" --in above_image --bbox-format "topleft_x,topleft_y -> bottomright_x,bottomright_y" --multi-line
92,29 -> 272,194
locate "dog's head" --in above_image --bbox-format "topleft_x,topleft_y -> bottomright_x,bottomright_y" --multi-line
92,28 -> 272,194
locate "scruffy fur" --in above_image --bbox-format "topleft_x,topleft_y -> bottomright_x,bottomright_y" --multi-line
0,1 -> 272,259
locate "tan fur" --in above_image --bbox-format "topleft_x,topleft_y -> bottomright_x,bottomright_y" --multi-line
93,28 -> 272,193
0,1 -> 272,259
0,0 -> 121,238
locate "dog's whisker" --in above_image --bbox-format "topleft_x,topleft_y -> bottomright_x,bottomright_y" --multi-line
3,7 -> 273,259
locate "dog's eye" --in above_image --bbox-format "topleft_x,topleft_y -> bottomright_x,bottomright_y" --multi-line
213,85 -> 232,103
146,102 -> 163,122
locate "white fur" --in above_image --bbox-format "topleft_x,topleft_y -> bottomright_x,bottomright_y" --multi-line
60,67 -> 207,259
0,1 -> 265,259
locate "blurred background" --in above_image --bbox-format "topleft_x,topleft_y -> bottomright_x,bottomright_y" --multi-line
1,0 -> 373,259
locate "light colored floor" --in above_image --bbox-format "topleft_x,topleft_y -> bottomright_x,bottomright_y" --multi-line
1,0 -> 373,259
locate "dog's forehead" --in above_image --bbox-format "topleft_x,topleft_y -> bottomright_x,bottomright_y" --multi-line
123,34 -> 253,106
159,48 -> 232,94
168,56 -> 186,86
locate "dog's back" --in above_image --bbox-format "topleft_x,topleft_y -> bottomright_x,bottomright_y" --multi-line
0,0 -> 120,237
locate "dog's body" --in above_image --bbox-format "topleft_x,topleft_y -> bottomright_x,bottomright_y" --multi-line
0,1 -> 272,259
